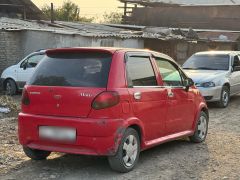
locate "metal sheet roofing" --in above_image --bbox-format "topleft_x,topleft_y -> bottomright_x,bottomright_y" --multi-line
0,17 -> 144,39
197,32 -> 240,42
1,17 -> 240,42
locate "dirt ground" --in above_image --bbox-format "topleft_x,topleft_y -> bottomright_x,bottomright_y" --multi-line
0,95 -> 239,180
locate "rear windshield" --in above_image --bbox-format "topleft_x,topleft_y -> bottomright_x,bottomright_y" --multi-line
28,52 -> 112,87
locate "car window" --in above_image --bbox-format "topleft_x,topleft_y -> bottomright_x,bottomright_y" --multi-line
27,54 -> 45,68
233,56 -> 240,66
155,57 -> 183,87
21,54 -> 45,69
126,56 -> 157,87
29,52 -> 112,88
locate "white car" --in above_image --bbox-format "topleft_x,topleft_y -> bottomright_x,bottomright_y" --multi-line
183,51 -> 240,108
1,50 -> 46,95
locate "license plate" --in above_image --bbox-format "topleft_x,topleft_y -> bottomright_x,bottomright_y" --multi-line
39,126 -> 76,141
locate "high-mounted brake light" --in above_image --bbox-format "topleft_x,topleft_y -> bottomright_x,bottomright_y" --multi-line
92,91 -> 120,110
22,88 -> 30,105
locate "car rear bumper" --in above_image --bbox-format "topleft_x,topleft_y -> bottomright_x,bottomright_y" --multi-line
198,86 -> 222,102
18,113 -> 125,156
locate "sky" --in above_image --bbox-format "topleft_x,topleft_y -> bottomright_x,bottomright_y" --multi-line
153,0 -> 240,4
32,0 -> 123,18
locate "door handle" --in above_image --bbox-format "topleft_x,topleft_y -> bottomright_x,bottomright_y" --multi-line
168,91 -> 174,98
167,89 -> 174,98
134,92 -> 141,100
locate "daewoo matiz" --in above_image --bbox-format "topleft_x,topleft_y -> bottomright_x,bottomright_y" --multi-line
18,48 -> 208,172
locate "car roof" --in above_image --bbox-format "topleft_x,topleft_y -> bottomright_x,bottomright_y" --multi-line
194,51 -> 240,56
35,49 -> 46,53
28,49 -> 46,56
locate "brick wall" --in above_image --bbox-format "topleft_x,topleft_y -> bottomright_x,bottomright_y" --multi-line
0,31 -> 23,74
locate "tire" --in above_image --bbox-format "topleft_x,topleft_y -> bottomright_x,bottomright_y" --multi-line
190,111 -> 209,143
5,79 -> 17,96
217,86 -> 230,108
108,128 -> 140,173
23,146 -> 51,160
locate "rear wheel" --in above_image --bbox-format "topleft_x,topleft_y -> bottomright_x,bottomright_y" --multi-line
108,128 -> 140,173
217,86 -> 230,108
23,146 -> 51,160
190,111 -> 208,143
5,79 -> 17,96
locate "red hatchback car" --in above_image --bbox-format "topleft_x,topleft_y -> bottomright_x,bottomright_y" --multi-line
18,48 -> 208,172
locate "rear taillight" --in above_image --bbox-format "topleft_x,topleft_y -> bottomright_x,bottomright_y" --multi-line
92,91 -> 120,110
22,88 -> 30,105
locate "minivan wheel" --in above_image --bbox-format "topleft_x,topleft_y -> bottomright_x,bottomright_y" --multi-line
190,111 -> 208,143
217,86 -> 230,108
108,128 -> 140,173
23,146 -> 51,160
5,79 -> 17,96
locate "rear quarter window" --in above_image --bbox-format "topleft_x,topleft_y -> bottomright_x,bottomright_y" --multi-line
28,52 -> 112,88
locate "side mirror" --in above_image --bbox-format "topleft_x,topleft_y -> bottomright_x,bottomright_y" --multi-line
184,78 -> 194,91
233,66 -> 240,72
21,63 -> 27,70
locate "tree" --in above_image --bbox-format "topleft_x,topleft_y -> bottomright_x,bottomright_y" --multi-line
102,12 -> 122,24
42,1 -> 94,22
57,0 -> 80,21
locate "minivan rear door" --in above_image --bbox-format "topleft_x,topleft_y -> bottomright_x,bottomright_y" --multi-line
24,50 -> 113,118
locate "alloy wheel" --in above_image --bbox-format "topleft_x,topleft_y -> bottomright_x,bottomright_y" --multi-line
6,82 -> 12,95
197,115 -> 207,140
122,135 -> 138,167
222,90 -> 229,107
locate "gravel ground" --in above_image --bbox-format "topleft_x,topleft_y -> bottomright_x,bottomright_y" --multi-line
0,95 -> 239,180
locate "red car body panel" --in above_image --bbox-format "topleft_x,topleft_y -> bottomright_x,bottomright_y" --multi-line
18,47 -> 208,156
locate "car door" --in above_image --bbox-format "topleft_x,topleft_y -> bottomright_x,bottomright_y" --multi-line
126,52 -> 168,141
154,57 -> 195,135
17,54 -> 45,88
229,55 -> 240,95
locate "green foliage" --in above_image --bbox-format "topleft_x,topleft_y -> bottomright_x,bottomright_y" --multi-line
42,0 -> 94,22
102,11 -> 123,24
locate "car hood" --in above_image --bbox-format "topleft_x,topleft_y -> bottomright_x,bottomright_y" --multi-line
184,70 -> 229,83
1,65 -> 18,77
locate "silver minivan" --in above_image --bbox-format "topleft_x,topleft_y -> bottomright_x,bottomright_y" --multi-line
183,51 -> 240,108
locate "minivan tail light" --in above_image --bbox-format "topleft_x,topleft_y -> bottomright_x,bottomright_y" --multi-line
92,91 -> 120,110
22,88 -> 30,106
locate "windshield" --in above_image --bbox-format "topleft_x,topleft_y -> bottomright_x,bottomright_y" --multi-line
28,52 -> 112,87
182,54 -> 230,70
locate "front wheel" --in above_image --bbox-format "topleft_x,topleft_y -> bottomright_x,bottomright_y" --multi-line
5,79 -> 17,96
189,111 -> 209,143
217,86 -> 230,108
23,146 -> 51,160
108,128 -> 140,173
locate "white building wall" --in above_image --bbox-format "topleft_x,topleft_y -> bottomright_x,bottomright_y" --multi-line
92,38 -> 144,49
22,31 -> 92,56
22,31 -> 144,57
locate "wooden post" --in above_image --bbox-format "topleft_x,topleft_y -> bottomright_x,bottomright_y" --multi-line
51,3 -> 54,23
124,2 -> 127,16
